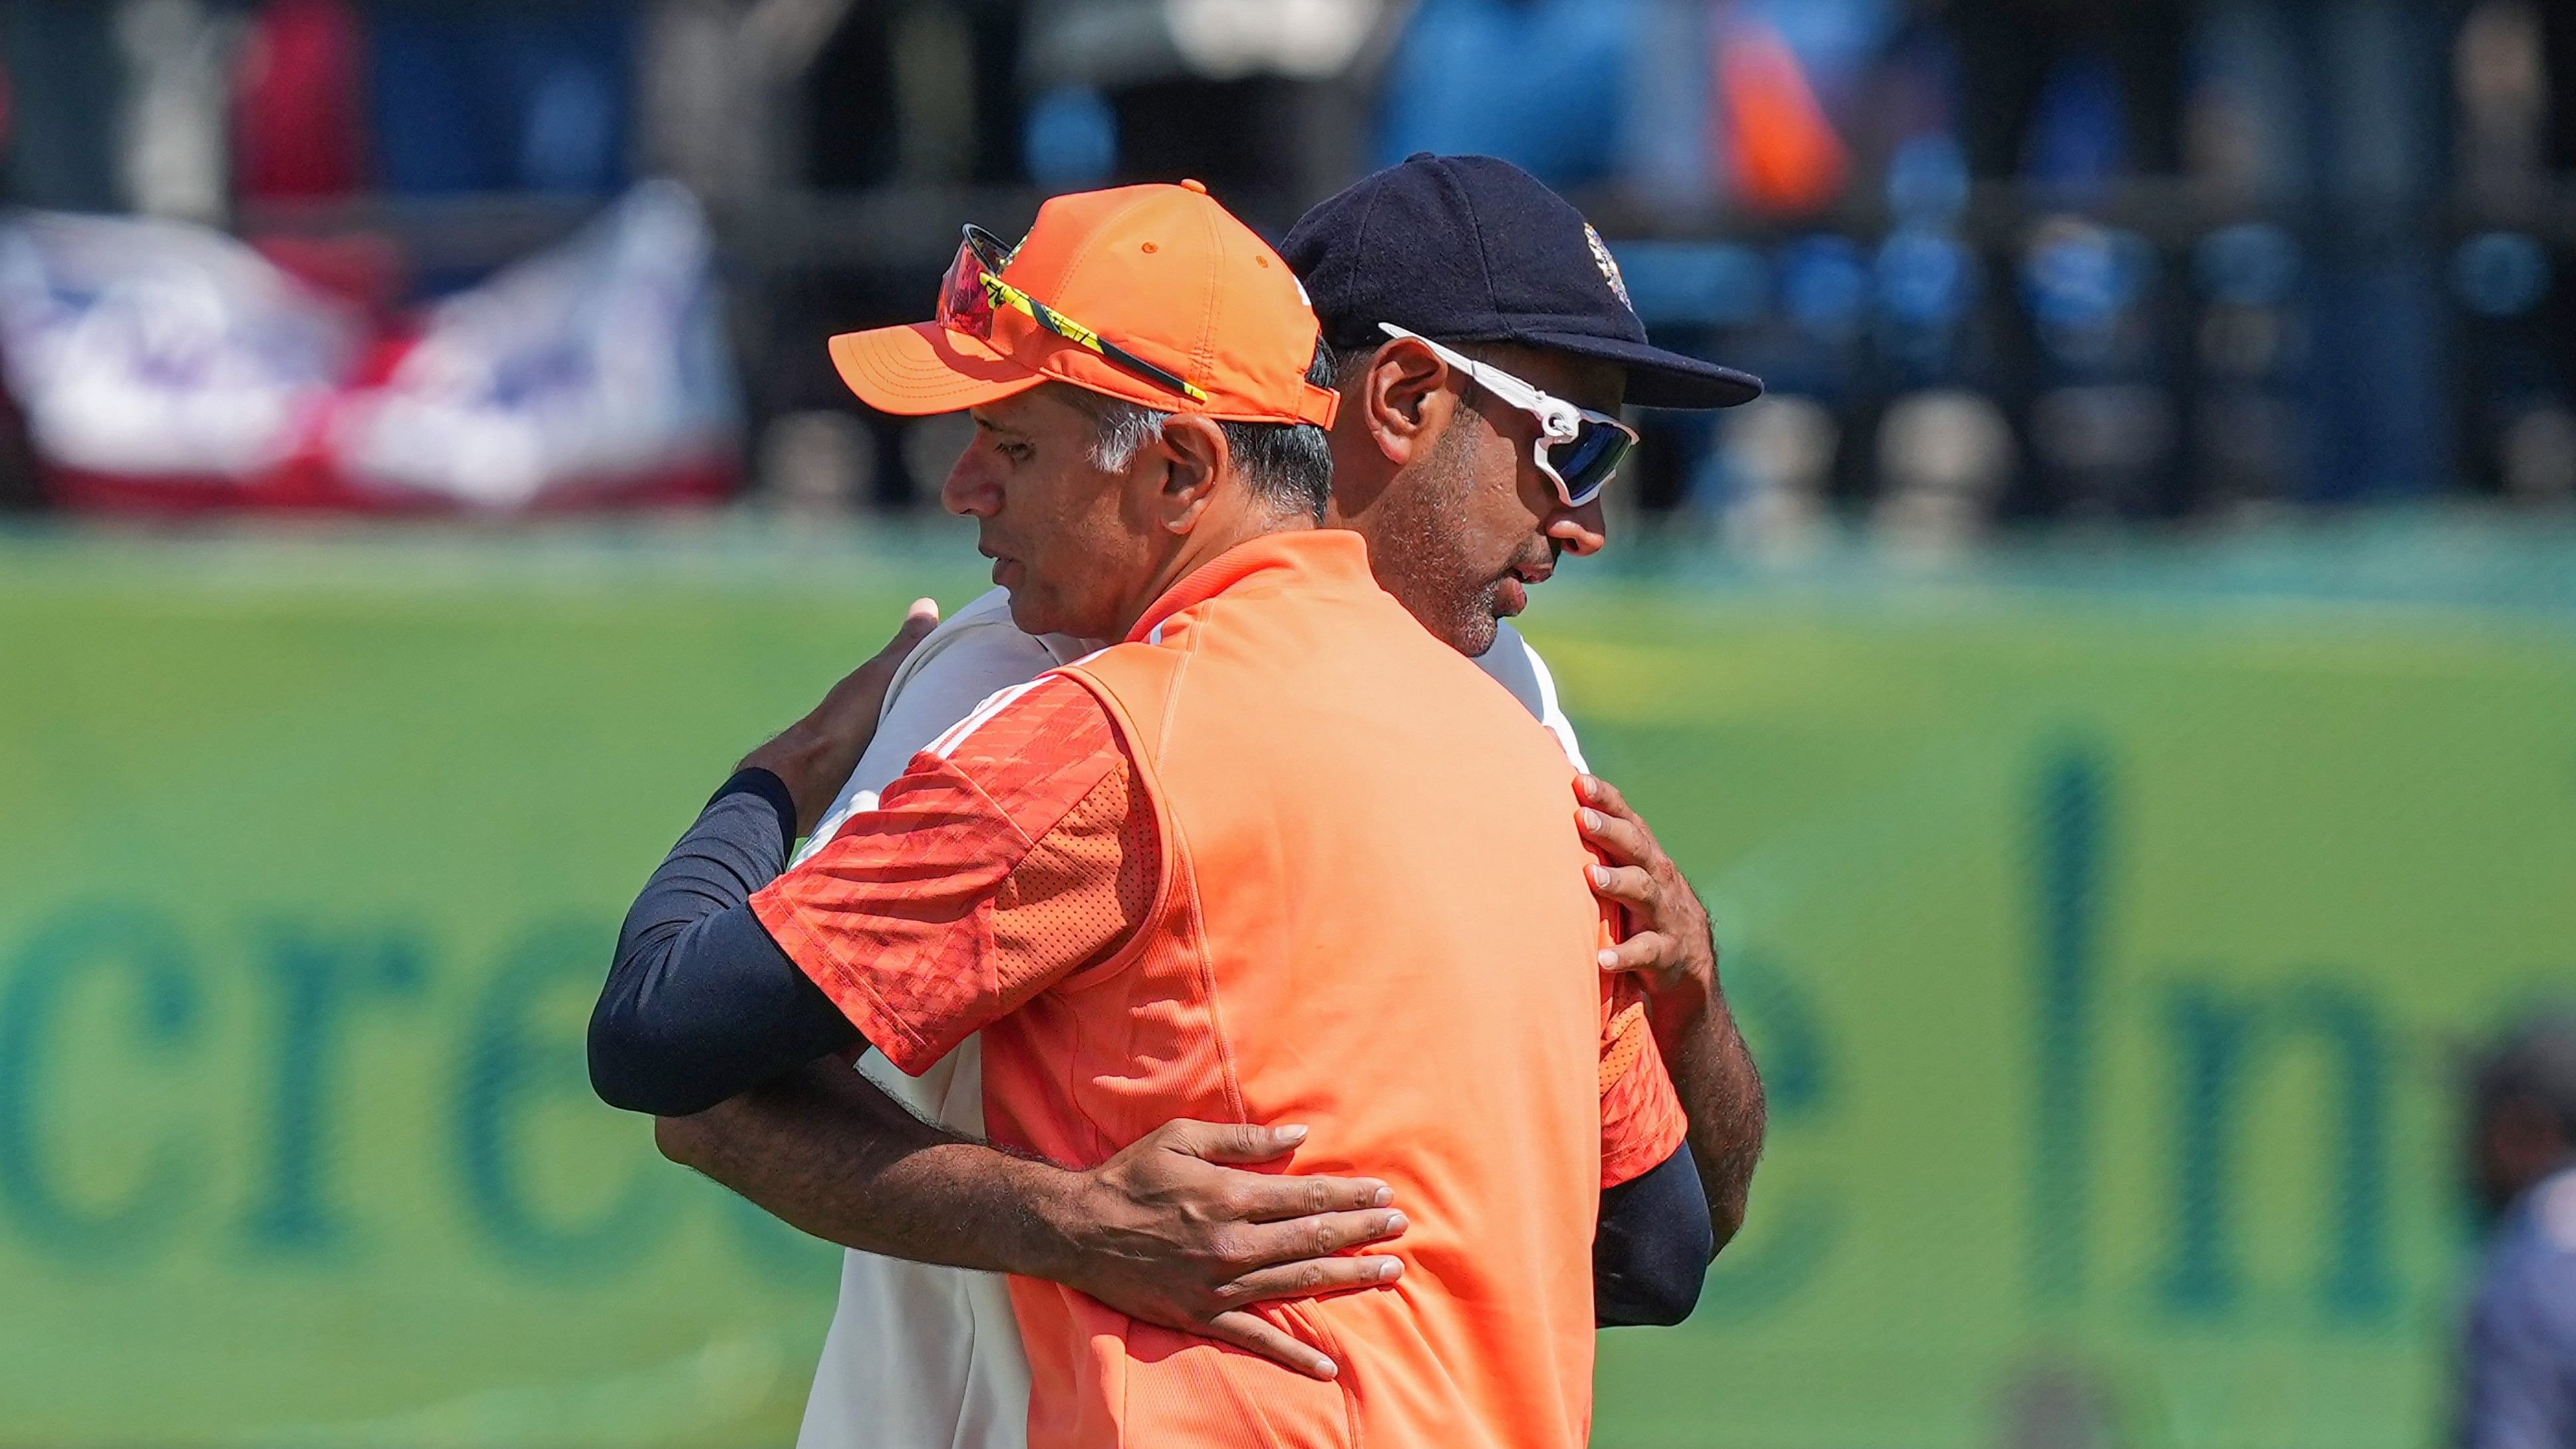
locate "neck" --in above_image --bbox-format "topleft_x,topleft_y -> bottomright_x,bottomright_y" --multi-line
1321,424 -> 1395,535
1321,450 -> 1412,593
1111,495 -> 1314,640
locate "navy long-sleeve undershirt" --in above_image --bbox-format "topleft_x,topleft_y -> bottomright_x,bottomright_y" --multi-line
589,769 -> 1708,1326
1594,1142 -> 1711,1325
589,769 -> 853,1117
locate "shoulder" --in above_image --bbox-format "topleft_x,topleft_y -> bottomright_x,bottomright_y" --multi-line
1472,619 -> 1588,771
1470,620 -> 1550,709
2501,1170 -> 2576,1276
875,591 -> 1099,744
908,674 -> 1129,842
802,593 -> 1096,856
2474,1170 -> 2576,1331
890,589 -> 1072,696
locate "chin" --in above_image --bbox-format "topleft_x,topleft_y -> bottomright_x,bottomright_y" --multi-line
1002,591 -> 1052,637
1449,611 -> 1502,659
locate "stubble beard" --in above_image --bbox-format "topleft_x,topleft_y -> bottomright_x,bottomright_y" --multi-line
1375,422 -> 1501,658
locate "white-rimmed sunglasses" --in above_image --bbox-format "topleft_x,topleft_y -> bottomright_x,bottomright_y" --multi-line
1379,323 -> 1640,507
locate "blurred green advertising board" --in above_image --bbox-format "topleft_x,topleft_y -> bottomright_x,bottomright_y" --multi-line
0,528 -> 2571,1448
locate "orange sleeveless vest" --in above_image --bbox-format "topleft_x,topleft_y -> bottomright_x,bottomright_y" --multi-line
974,529 -> 1616,1449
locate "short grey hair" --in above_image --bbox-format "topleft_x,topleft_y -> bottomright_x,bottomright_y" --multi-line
1086,401 -> 1171,473
1065,340 -> 1339,521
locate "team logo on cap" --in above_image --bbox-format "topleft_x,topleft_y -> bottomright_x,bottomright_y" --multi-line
1584,224 -> 1633,313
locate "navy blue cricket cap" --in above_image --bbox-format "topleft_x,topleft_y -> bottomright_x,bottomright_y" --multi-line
1280,153 -> 1763,410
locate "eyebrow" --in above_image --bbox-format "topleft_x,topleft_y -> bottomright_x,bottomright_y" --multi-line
970,411 -> 1028,440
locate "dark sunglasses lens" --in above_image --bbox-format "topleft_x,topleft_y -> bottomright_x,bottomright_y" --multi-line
938,242 -> 995,338
1548,420 -> 1631,505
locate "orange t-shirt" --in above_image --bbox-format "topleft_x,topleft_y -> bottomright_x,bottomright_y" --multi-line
756,530 -> 1687,1448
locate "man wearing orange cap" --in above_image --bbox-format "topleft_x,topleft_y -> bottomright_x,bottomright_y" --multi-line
592,180 -> 1706,1447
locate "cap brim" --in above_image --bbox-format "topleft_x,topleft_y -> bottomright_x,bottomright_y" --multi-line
1514,330 -> 1765,410
829,322 -> 1050,416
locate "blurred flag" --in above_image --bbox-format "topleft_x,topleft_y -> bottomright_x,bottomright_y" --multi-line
0,182 -> 738,512
325,180 -> 740,509
0,209 -> 358,506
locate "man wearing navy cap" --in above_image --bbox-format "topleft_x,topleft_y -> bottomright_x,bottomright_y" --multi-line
629,156 -> 1769,1449
1285,150 -> 1765,1267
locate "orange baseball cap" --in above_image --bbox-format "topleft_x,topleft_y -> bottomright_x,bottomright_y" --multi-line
829,181 -> 1339,428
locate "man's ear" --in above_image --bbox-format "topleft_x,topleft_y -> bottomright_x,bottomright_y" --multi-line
1363,338 -> 1457,467
1152,414 -> 1228,535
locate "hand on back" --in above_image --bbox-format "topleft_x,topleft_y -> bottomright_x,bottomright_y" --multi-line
1056,1119 -> 1407,1381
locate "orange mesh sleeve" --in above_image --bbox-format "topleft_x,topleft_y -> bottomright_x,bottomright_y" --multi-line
1598,965 -> 1690,1190
989,757 -> 1157,997
752,676 -> 1156,1075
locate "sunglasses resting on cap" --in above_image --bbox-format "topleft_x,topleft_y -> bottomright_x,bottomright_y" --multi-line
826,182 -> 1340,429
941,224 -> 1210,405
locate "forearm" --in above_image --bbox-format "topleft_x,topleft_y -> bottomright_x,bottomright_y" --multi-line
1648,954 -> 1766,1251
656,1057 -> 1091,1279
664,1067 -> 1409,1382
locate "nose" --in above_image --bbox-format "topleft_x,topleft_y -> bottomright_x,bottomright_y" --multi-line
942,450 -> 1000,519
1546,495 -> 1608,557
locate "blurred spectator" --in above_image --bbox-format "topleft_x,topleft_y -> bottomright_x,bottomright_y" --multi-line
1026,0 -> 1385,225
2455,0 -> 2576,507
1719,392 -> 1836,561
1873,386 -> 2014,557
1949,0 -> 2184,184
802,0 -> 1028,190
368,1 -> 631,195
635,0 -> 777,207
1375,0 -> 1630,189
0,0 -> 122,210
1713,9 -> 1852,216
0,329 -> 42,509
116,0 -> 235,221
233,0 -> 364,202
2456,1015 -> 2576,1449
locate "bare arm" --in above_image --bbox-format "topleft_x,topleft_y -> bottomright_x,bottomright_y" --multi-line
658,1059 -> 1067,1274
656,1061 -> 1405,1379
1578,773 -> 1767,1251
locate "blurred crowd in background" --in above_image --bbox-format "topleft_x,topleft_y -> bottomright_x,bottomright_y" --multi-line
0,0 -> 2571,553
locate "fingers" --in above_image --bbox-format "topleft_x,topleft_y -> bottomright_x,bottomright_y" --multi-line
1159,1121 -> 1396,1212
1226,1209 -> 1407,1269
1598,932 -> 1673,974
1205,1311 -> 1340,1381
1159,1119 -> 1309,1165
1588,862 -> 1656,908
1575,772 -> 1634,819
1576,802 -> 1656,869
1218,1251 -> 1405,1307
1228,1170 -> 1397,1220
1150,1120 -> 1396,1223
879,598 -> 941,658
